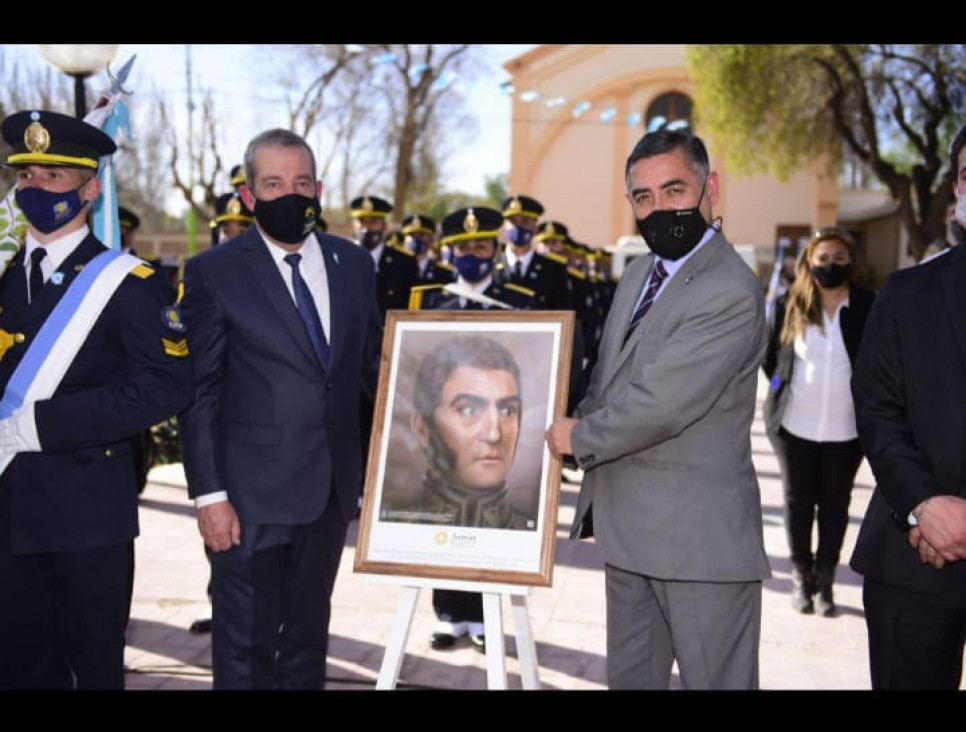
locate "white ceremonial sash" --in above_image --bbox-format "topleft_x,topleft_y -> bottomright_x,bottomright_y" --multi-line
443,282 -> 513,310
0,249 -> 142,475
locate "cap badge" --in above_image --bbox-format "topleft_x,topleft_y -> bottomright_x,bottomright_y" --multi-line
24,121 -> 51,154
362,197 -> 374,212
546,222 -> 557,237
226,198 -> 242,216
463,209 -> 479,234
506,197 -> 522,215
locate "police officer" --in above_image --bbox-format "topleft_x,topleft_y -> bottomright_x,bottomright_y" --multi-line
0,109 -> 193,689
402,213 -> 454,284
409,206 -> 536,652
351,195 -> 419,321
210,190 -> 254,246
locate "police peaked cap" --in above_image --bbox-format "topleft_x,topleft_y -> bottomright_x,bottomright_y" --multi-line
401,213 -> 437,236
2,109 -> 116,170
118,206 -> 141,231
501,194 -> 544,220
350,195 -> 393,218
213,191 -> 254,225
534,220 -> 570,242
439,207 -> 503,247
229,164 -> 246,187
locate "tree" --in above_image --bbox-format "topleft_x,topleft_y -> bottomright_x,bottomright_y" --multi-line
687,44 -> 966,260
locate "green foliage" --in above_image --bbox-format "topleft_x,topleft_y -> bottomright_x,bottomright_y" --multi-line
687,45 -> 843,181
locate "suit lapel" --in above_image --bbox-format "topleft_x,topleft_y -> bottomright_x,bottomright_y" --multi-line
318,236 -> 342,367
239,229 -> 320,368
940,245 -> 966,369
597,253 -> 653,385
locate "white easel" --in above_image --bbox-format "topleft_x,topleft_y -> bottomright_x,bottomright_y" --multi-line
366,575 -> 540,690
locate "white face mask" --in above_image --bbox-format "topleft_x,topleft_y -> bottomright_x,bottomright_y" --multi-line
956,191 -> 966,228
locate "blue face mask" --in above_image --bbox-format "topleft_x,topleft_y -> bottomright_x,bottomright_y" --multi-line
506,225 -> 533,248
16,185 -> 86,234
406,235 -> 429,256
454,254 -> 493,283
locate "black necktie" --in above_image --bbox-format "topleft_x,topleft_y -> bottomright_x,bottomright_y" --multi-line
29,248 -> 46,302
284,253 -> 330,367
624,260 -> 668,346
513,260 -> 523,280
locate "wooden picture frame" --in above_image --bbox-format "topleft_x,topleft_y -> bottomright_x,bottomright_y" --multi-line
354,309 -> 574,588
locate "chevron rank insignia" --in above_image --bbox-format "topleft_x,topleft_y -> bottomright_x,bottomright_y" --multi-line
162,338 -> 189,357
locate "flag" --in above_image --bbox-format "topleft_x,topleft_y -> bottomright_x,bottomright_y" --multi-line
86,55 -> 136,251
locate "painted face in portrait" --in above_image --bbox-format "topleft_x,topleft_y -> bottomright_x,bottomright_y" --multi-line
414,365 -> 521,492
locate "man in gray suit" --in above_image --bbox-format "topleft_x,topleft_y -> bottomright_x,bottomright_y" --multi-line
546,128 -> 770,689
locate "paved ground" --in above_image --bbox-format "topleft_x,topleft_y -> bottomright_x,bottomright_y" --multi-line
122,374 -> 884,692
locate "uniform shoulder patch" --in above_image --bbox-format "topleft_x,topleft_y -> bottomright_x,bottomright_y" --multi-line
391,243 -> 415,257
162,337 -> 189,358
544,252 -> 568,266
567,267 -> 587,280
130,263 -> 156,279
436,260 -> 454,271
161,304 -> 186,333
408,283 -> 444,310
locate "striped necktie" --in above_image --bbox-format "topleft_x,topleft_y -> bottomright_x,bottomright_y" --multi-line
623,259 -> 668,345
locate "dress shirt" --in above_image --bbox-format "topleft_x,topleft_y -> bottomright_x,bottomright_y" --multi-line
629,225 -> 715,314
504,248 -> 534,277
781,297 -> 858,442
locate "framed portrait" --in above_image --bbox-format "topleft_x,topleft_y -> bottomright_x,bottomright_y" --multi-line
354,309 -> 575,588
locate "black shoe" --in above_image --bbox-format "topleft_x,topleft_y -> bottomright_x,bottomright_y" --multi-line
430,632 -> 458,650
189,618 -> 212,635
470,633 -> 486,653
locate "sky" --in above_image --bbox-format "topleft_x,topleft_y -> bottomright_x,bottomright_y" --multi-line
6,44 -> 537,211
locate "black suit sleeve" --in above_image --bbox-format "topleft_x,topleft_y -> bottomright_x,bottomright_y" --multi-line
851,275 -> 935,524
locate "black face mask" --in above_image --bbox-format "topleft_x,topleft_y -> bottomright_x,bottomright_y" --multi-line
635,180 -> 709,261
810,263 -> 853,289
359,230 -> 383,251
253,193 -> 320,245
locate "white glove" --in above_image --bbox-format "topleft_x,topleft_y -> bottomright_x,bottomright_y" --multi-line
0,405 -> 41,453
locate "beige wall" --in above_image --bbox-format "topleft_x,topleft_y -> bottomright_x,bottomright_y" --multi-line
504,44 -> 839,264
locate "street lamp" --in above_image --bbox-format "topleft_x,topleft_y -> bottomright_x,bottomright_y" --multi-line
37,45 -> 119,118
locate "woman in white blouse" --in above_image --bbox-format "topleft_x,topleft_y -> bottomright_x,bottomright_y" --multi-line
762,227 -> 877,616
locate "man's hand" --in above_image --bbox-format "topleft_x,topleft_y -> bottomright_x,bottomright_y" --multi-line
197,500 -> 242,552
908,526 -> 946,569
545,417 -> 578,459
913,495 -> 966,564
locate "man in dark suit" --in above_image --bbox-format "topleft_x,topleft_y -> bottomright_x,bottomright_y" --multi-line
178,127 -> 382,690
546,129 -> 769,689
0,109 -> 193,689
849,123 -> 966,690
350,195 -> 419,320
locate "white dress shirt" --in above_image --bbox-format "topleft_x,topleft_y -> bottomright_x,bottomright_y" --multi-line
781,298 -> 858,442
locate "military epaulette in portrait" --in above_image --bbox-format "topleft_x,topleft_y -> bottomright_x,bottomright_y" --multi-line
408,283 -> 444,310
503,282 -> 537,298
162,337 -> 189,358
544,251 -> 568,266
130,263 -> 155,279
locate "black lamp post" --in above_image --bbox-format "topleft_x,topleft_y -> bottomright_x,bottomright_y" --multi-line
37,45 -> 119,118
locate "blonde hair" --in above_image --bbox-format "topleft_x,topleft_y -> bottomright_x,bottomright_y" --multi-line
779,227 -> 856,344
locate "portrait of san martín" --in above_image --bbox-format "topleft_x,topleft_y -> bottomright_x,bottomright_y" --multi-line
378,332 -> 550,531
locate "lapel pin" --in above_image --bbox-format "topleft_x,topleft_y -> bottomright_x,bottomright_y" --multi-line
51,271 -> 64,285
685,274 -> 694,285
333,252 -> 339,265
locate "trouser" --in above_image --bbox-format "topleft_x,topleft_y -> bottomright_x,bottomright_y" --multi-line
863,578 -> 966,689
0,541 -> 133,689
209,492 -> 348,690
604,563 -> 761,690
433,590 -> 483,624
769,427 -> 864,569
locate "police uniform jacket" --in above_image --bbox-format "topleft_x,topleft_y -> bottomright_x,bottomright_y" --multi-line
418,258 -> 456,285
0,235 -> 194,555
375,243 -> 420,320
496,251 -> 575,311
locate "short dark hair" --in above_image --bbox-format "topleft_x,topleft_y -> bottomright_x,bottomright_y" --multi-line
244,128 -> 317,187
625,128 -> 710,186
413,336 -> 521,418
950,122 -> 966,174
